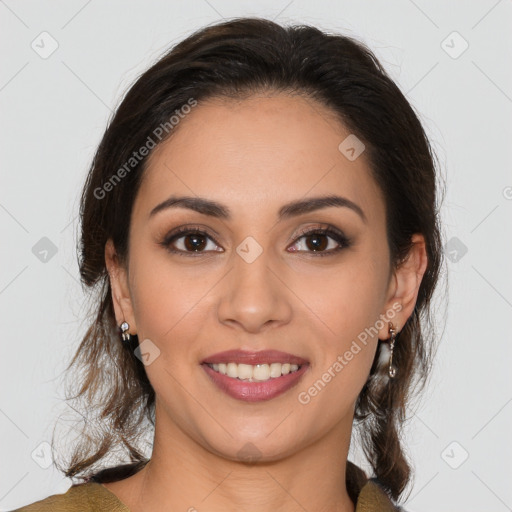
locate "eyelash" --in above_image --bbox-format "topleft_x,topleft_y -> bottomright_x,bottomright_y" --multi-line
160,224 -> 351,258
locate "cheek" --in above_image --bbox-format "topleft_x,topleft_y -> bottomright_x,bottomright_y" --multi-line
127,248 -> 213,357
290,252 -> 389,401
290,250 -> 388,338
127,252 -> 216,416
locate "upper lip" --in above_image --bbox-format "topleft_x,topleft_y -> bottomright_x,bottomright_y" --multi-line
201,349 -> 309,366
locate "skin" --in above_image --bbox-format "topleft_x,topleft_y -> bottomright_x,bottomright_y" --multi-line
104,92 -> 428,512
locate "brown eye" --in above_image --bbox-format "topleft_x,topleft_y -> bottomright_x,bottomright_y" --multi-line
182,233 -> 208,251
304,233 -> 329,252
161,228 -> 223,255
288,227 -> 351,256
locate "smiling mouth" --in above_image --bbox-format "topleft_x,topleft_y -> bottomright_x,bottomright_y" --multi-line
204,362 -> 303,382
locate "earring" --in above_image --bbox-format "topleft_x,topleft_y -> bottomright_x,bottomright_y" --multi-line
120,321 -> 131,342
388,322 -> 397,378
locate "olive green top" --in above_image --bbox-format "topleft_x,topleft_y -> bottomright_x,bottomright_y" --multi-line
13,478 -> 399,511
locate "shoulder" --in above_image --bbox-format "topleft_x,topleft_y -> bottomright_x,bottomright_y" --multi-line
356,479 -> 403,512
347,461 -> 403,512
12,482 -> 129,512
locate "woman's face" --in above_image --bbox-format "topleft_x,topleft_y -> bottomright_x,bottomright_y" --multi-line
109,93 -> 410,461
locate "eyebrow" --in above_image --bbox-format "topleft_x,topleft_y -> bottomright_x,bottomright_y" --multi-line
149,194 -> 367,223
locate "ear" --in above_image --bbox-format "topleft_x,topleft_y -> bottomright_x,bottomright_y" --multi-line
105,239 -> 137,335
378,233 -> 428,339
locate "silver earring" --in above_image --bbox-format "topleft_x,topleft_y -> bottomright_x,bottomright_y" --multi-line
120,321 -> 131,342
388,322 -> 397,378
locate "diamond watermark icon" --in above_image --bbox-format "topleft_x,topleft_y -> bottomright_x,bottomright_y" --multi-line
236,442 -> 262,463
31,441 -> 53,469
31,31 -> 59,59
441,31 -> 469,59
338,134 -> 365,161
134,338 -> 161,366
236,236 -> 263,264
444,236 -> 468,263
32,237 -> 58,263
441,441 -> 469,469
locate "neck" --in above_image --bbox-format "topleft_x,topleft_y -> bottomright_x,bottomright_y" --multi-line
108,410 -> 357,512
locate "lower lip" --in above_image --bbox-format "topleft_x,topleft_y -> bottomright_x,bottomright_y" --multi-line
201,363 -> 309,402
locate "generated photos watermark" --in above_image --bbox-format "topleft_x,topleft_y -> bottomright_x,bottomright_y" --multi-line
94,97 -> 198,200
297,302 -> 402,405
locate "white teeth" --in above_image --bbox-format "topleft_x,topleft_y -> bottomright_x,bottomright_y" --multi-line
238,363 -> 253,380
269,362 -> 282,378
207,362 -> 302,381
253,364 -> 270,381
227,362 -> 238,378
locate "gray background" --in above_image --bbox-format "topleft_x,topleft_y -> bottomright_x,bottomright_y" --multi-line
1,1 -> 511,511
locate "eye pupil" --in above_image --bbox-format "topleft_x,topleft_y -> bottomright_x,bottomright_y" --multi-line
306,234 -> 328,252
184,234 -> 207,251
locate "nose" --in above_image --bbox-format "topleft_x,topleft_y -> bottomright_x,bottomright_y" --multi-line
216,247 -> 293,334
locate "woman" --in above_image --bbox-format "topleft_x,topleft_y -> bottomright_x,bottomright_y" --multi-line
15,16 -> 443,512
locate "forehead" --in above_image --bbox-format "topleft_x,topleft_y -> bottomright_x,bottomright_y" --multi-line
135,93 -> 385,224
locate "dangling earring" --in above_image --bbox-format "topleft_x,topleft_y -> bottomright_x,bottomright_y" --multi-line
120,321 -> 131,342
388,322 -> 397,378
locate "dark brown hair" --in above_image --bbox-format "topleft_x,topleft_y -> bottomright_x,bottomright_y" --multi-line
52,17 -> 444,504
